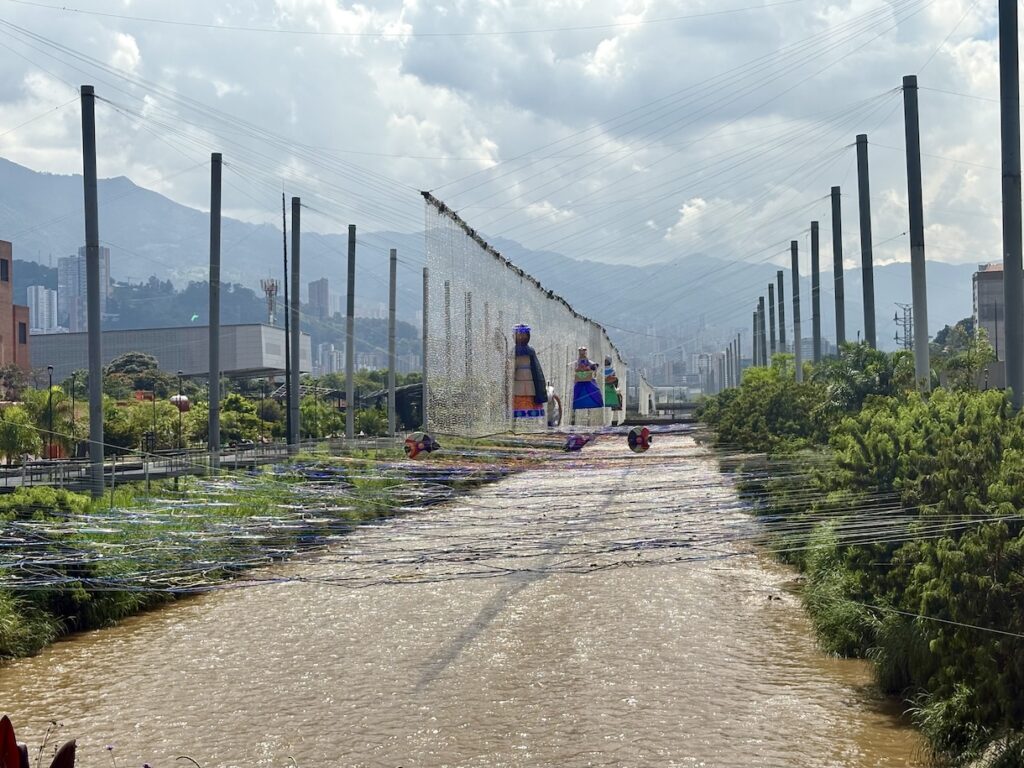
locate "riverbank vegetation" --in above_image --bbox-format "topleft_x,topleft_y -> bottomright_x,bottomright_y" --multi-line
700,336 -> 1024,766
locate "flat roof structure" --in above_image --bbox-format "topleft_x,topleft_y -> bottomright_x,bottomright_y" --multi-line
30,324 -> 312,381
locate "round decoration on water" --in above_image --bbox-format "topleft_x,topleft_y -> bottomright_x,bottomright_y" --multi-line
627,426 -> 652,453
404,431 -> 440,459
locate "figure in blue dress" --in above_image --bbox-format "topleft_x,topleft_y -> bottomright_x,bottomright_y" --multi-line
572,346 -> 604,410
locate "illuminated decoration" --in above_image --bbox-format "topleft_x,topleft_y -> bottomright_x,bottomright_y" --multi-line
628,426 -> 653,453
604,356 -> 622,410
170,394 -> 190,413
572,347 -> 604,410
512,324 -> 548,422
564,433 -> 593,452
404,431 -> 440,459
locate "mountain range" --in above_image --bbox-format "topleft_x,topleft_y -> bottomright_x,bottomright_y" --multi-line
0,156 -> 981,363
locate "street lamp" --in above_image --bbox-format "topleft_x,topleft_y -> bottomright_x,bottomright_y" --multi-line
177,371 -> 183,450
46,365 -> 53,459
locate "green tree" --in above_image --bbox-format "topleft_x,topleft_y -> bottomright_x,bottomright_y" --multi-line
0,406 -> 41,464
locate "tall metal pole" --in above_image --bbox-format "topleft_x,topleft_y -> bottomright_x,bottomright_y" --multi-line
1001,0 -> 1024,408
776,270 -> 787,351
46,366 -> 53,459
387,248 -> 398,436
768,284 -> 777,357
831,186 -> 846,347
207,153 -> 222,470
811,220 -> 822,363
80,85 -> 104,498
757,296 -> 767,366
752,312 -> 759,366
735,333 -> 742,383
856,134 -> 877,347
345,224 -> 357,440
903,75 -> 932,391
289,197 -> 301,448
791,240 -> 803,382
421,267 -> 429,429
281,194 -> 292,448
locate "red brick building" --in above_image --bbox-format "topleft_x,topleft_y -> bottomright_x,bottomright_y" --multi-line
0,241 -> 30,369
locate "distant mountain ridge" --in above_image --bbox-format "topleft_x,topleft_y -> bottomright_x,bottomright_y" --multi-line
0,156 -> 978,359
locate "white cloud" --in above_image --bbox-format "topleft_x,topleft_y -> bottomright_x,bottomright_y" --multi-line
109,32 -> 141,73
0,0 -> 1006,278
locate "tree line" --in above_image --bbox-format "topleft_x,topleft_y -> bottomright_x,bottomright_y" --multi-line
700,321 -> 1024,766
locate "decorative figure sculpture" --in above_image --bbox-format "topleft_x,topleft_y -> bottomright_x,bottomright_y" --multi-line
572,347 -> 604,410
604,356 -> 622,410
512,324 -> 548,421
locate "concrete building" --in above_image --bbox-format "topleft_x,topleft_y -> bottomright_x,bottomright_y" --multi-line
973,263 -> 1005,360
31,323 -> 311,382
0,241 -> 30,369
316,342 -> 344,375
57,247 -> 110,332
26,285 -> 58,332
308,277 -> 330,321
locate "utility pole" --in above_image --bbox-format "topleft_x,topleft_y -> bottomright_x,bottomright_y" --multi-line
735,332 -> 742,383
726,342 -> 733,388
208,153 -> 222,471
857,134 -> 877,347
831,186 -> 846,347
289,197 -> 301,448
387,248 -> 397,436
345,224 -> 356,440
811,220 -> 822,363
80,85 -> 104,499
758,296 -> 768,366
752,311 -> 759,366
791,240 -> 803,382
1001,0 -> 1024,409
768,284 -> 777,357
776,270 -> 787,351
903,75 -> 931,390
281,194 -> 292,449
422,267 -> 429,429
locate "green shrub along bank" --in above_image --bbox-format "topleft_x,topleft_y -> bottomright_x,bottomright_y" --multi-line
700,342 -> 1024,767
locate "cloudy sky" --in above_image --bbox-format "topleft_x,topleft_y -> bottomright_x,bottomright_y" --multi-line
0,0 -> 1002,279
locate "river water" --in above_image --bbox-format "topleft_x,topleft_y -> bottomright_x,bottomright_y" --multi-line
0,433 -> 922,767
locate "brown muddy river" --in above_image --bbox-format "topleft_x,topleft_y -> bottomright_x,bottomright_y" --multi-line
0,434 -> 923,767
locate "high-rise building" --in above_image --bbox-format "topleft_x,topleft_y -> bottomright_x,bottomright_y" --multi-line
308,277 -> 329,321
0,241 -> 31,369
26,285 -> 58,332
58,247 -> 110,332
974,263 -> 1005,361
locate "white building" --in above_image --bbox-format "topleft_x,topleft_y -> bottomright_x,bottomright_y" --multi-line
57,247 -> 110,332
26,285 -> 58,332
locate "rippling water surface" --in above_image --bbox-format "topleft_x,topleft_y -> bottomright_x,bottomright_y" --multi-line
0,434 -> 922,767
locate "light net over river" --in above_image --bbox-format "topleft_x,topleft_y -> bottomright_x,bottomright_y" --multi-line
423,193 -> 626,437
0,434 -> 922,767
